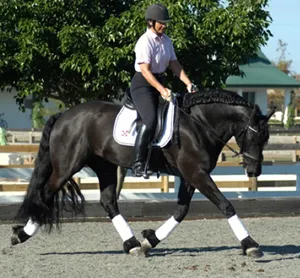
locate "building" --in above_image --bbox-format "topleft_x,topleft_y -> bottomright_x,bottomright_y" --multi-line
226,50 -> 300,118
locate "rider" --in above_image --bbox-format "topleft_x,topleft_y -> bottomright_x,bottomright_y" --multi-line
130,3 -> 197,178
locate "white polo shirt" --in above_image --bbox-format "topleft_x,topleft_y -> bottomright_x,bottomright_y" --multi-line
134,28 -> 177,74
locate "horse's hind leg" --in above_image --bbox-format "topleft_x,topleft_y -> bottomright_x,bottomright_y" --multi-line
116,166 -> 127,200
190,170 -> 263,258
88,158 -> 142,255
12,158 -> 85,246
11,171 -> 75,245
141,177 -> 195,255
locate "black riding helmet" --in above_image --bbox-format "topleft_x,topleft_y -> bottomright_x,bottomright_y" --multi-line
145,4 -> 172,23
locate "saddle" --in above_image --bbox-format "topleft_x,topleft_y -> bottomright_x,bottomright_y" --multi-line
113,88 -> 179,149
123,88 -> 170,142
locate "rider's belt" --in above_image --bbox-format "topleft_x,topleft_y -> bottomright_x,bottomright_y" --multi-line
153,73 -> 165,78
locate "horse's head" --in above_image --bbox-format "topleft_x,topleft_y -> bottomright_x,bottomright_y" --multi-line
235,105 -> 275,177
181,90 -> 276,177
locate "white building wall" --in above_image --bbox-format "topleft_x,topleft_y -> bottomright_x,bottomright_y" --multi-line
255,89 -> 268,115
0,90 -> 61,129
226,87 -> 268,115
0,90 -> 32,129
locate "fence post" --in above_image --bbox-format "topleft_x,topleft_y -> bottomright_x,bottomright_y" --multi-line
292,136 -> 297,162
29,131 -> 33,144
161,175 -> 169,193
249,177 -> 258,191
73,177 -> 81,187
217,153 -> 223,163
174,176 -> 180,194
296,164 -> 300,191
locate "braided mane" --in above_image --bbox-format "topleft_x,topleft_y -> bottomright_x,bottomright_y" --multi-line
182,89 -> 254,109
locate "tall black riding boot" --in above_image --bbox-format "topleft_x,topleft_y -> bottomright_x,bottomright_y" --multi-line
132,124 -> 153,178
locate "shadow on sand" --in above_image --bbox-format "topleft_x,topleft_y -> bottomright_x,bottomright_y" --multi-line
39,244 -> 300,261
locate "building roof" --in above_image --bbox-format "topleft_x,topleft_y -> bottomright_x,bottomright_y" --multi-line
226,50 -> 300,88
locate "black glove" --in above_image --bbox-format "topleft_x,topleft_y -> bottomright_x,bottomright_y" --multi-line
187,83 -> 198,93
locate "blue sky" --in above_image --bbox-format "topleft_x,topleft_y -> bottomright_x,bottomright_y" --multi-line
261,0 -> 300,74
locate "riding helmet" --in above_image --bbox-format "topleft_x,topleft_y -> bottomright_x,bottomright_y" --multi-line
145,4 -> 172,23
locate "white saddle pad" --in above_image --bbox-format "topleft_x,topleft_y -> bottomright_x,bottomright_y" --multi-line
113,100 -> 175,148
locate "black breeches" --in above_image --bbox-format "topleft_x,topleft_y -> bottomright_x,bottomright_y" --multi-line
130,72 -> 163,133
130,87 -> 159,132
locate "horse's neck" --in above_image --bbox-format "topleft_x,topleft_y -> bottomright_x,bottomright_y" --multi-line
191,104 -> 242,145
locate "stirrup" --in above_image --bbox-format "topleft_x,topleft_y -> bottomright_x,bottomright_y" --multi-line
132,162 -> 145,177
132,162 -> 153,179
142,167 -> 153,180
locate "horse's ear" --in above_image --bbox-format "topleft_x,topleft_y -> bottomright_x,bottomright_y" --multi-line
265,106 -> 276,122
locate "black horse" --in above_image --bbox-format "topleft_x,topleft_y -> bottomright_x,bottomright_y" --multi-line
11,89 -> 274,258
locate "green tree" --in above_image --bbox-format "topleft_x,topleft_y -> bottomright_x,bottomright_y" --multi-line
273,39 -> 293,75
31,98 -> 66,128
31,101 -> 45,129
0,0 -> 272,109
272,39 -> 297,128
285,103 -> 295,128
0,128 -> 7,146
284,91 -> 296,128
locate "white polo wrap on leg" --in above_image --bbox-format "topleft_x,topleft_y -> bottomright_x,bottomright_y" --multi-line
228,214 -> 249,241
112,214 -> 134,242
155,216 -> 179,241
23,218 -> 40,236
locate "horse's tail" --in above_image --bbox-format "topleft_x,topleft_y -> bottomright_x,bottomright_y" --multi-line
16,113 -> 62,223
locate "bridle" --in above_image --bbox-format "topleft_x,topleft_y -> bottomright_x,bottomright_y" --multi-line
234,114 -> 263,164
173,94 -> 263,164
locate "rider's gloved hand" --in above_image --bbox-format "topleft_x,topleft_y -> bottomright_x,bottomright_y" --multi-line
187,83 -> 198,93
161,88 -> 172,102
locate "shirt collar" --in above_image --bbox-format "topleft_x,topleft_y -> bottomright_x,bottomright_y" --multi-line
146,28 -> 165,40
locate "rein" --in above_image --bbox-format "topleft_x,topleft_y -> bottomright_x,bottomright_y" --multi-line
177,104 -> 240,157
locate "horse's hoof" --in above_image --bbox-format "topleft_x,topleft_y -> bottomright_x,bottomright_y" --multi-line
11,225 -> 31,246
246,247 -> 264,258
11,233 -> 21,246
129,246 -> 142,256
123,236 -> 142,255
141,238 -> 152,256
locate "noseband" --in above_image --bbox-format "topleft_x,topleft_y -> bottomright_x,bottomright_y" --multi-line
234,124 -> 262,164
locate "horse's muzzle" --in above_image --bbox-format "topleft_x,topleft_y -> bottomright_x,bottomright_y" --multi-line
245,163 -> 262,177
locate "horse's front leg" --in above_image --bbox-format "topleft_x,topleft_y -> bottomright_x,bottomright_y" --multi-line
89,161 -> 142,255
100,181 -> 142,255
191,170 -> 263,258
141,177 -> 195,255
